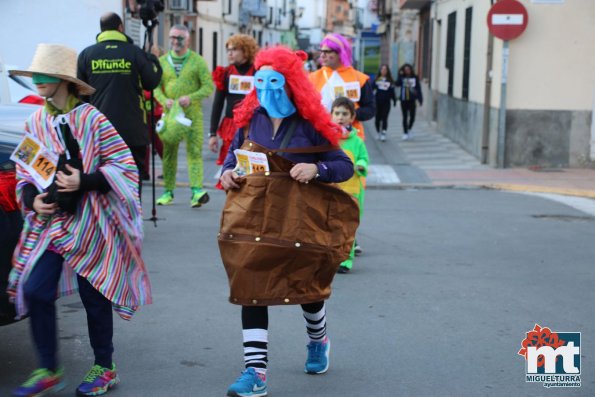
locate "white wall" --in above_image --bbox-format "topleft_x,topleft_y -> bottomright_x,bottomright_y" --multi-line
197,0 -> 239,70
358,0 -> 379,29
296,0 -> 326,46
0,0 -> 121,68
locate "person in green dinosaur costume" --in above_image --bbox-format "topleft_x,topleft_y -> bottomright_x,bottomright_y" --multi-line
154,24 -> 215,207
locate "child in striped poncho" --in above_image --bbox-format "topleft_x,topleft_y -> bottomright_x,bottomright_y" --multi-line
8,44 -> 151,397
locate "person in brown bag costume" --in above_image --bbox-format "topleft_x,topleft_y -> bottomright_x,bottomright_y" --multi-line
219,46 -> 355,397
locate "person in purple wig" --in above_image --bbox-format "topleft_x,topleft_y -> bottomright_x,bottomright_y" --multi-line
309,33 -> 375,140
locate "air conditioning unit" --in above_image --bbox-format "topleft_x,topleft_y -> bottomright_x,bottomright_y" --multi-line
169,0 -> 188,11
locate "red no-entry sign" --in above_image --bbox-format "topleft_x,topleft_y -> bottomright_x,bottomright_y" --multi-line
487,0 -> 529,40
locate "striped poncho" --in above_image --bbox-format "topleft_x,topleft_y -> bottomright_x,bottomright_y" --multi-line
7,103 -> 152,320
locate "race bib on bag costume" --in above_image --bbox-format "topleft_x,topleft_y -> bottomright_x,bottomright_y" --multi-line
233,149 -> 270,176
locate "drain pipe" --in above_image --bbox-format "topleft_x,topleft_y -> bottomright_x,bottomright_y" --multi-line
481,0 -> 495,164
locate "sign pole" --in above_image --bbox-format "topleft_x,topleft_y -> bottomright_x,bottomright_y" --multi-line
497,40 -> 509,168
487,0 -> 528,168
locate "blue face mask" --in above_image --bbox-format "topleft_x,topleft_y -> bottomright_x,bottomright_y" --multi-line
254,70 -> 296,118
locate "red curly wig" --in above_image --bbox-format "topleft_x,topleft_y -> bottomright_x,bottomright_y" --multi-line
233,45 -> 341,145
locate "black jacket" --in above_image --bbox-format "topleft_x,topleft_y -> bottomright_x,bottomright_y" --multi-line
77,30 -> 162,146
209,62 -> 254,135
396,75 -> 423,104
372,77 -> 397,106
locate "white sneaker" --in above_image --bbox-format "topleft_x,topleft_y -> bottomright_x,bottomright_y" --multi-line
380,132 -> 386,142
354,244 -> 362,256
402,133 -> 409,141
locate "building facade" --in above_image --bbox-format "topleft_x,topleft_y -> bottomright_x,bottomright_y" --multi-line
295,0 -> 327,51
400,0 -> 595,168
353,0 -> 381,75
196,0 -> 298,71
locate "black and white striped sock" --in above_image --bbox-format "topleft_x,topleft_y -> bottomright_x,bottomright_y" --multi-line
243,328 -> 268,372
302,302 -> 327,343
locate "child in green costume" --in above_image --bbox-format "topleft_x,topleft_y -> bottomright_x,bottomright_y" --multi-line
154,24 -> 215,207
331,97 -> 369,273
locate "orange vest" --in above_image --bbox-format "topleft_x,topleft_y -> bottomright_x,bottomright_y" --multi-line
309,66 -> 369,139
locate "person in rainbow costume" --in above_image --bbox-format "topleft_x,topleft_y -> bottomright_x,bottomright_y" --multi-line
8,43 -> 151,397
308,33 -> 375,139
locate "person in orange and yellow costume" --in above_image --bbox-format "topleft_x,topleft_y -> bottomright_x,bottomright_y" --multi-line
308,33 -> 375,140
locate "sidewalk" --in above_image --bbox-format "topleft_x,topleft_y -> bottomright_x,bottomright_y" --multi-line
149,98 -> 595,199
364,103 -> 595,198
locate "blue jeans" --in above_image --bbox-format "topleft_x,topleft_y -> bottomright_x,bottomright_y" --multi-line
23,250 -> 113,370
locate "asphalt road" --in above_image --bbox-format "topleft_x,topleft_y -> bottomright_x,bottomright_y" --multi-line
1,186 -> 594,397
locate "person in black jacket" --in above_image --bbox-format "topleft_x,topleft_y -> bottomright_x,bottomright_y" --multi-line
396,63 -> 423,140
372,64 -> 397,142
77,12 -> 162,192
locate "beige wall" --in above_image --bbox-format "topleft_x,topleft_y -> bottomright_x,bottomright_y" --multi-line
432,0 -> 595,112
505,0 -> 595,111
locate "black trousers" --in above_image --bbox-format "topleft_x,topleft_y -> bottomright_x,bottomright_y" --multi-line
129,144 -> 147,199
400,100 -> 417,133
375,101 -> 392,132
24,251 -> 114,370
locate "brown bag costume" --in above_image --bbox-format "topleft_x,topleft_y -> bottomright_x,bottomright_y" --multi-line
218,127 -> 360,306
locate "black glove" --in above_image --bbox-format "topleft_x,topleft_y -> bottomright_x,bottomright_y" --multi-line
43,154 -> 83,214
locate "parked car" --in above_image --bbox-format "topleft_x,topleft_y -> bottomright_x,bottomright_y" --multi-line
0,123 -> 24,325
0,61 -> 44,105
0,58 -> 41,324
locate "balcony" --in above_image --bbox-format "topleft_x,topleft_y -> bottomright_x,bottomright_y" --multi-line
242,0 -> 267,17
399,0 -> 431,9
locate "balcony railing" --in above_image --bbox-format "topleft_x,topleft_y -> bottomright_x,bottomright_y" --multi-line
399,0 -> 431,9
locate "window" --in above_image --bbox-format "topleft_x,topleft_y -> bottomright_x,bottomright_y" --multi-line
212,31 -> 218,71
420,7 -> 432,82
462,7 -> 472,100
198,27 -> 203,56
445,11 -> 456,96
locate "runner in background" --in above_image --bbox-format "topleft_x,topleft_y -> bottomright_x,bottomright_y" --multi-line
209,34 -> 258,190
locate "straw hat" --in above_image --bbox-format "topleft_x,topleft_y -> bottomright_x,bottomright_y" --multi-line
9,44 -> 95,95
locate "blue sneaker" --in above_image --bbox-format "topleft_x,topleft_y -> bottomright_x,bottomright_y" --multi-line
227,367 -> 267,397
76,363 -> 119,396
305,337 -> 330,374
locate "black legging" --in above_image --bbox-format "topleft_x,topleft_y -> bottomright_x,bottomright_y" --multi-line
242,301 -> 325,329
374,101 -> 391,132
400,100 -> 416,133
